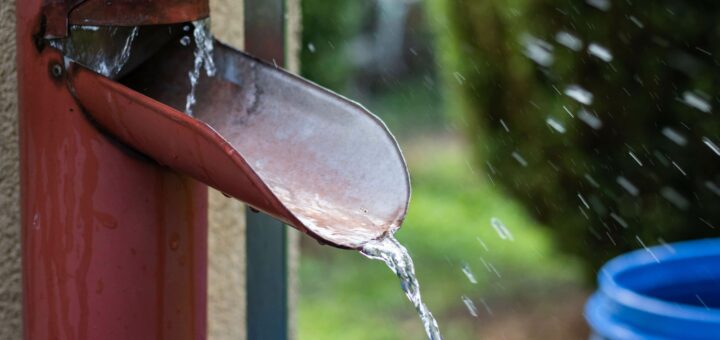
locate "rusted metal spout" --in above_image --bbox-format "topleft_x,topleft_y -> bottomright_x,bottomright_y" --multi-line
67,33 -> 411,249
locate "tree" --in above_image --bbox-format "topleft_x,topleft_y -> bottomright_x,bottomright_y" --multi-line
430,0 -> 720,276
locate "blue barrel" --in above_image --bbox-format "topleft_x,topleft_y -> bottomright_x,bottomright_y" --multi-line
585,238 -> 720,339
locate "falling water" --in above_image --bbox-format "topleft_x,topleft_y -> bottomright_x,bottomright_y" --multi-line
185,19 -> 217,116
361,236 -> 442,340
48,26 -> 139,79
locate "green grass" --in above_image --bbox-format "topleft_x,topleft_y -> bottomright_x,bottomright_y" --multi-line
298,136 -> 582,339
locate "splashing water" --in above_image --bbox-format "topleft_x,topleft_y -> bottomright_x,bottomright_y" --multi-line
185,19 -> 217,116
564,84 -> 594,105
520,34 -> 554,67
681,91 -> 712,113
555,31 -> 583,51
586,0 -> 610,11
577,108 -> 603,129
460,262 -> 478,284
461,296 -> 479,317
49,26 -> 139,79
661,127 -> 687,146
588,42 -> 613,62
546,117 -> 566,133
361,236 -> 442,340
490,217 -> 514,241
703,137 -> 720,156
616,176 -> 639,196
106,27 -> 139,78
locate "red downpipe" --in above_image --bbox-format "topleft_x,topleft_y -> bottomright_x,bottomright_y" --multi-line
17,1 -> 208,339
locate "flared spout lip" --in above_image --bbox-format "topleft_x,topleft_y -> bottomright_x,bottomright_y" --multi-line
66,53 -> 410,250
226,46 -> 413,247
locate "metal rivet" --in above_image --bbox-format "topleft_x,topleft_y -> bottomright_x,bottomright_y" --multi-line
51,64 -> 63,78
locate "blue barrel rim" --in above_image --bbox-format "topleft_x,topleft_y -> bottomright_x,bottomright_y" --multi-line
597,237 -> 720,322
586,238 -> 720,339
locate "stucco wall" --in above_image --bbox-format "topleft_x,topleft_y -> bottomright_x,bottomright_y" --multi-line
0,0 -> 21,338
207,2 -> 248,338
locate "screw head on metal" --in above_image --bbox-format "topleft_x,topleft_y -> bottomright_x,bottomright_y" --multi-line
51,64 -> 63,78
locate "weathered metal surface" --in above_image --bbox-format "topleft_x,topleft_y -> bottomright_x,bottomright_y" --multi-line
19,1 -> 207,339
70,39 -> 411,249
42,0 -> 208,38
69,0 -> 209,26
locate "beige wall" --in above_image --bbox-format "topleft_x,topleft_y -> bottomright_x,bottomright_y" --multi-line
207,2 -> 248,338
0,0 -> 21,338
209,0 -> 300,339
1,0 -> 299,338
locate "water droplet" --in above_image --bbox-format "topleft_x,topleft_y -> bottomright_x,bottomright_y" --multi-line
616,176 -> 639,196
460,263 -> 478,284
32,213 -> 40,230
499,119 -> 510,132
671,161 -> 687,176
628,15 -> 644,28
476,237 -> 489,251
661,127 -> 687,146
490,217 -> 514,241
704,181 -> 720,197
461,296 -> 479,317
479,298 -> 494,315
564,85 -> 593,105
546,117 -> 566,133
702,137 -> 720,156
635,235 -> 660,263
170,232 -> 180,250
628,151 -> 643,166
588,43 -> 613,62
578,108 -> 603,129
610,212 -> 629,228
521,34 -> 554,67
682,91 -> 712,113
307,42 -> 316,53
586,0 -> 610,11
577,193 -> 590,209
660,187 -> 690,210
585,174 -> 600,188
180,35 -> 191,46
453,72 -> 465,85
657,238 -> 676,254
555,31 -> 583,51
511,151 -> 528,167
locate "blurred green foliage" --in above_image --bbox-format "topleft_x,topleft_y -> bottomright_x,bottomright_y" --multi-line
429,0 -> 720,276
300,0 -> 367,90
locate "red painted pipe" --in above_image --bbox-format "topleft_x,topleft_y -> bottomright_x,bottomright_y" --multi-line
18,1 -> 208,339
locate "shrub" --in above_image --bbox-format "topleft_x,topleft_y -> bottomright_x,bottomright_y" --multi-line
429,0 -> 720,276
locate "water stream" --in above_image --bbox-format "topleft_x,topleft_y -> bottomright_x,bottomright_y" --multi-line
361,235 -> 442,340
185,19 -> 217,116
